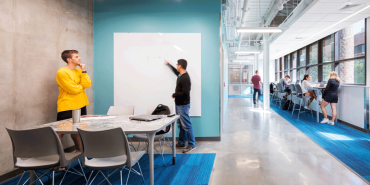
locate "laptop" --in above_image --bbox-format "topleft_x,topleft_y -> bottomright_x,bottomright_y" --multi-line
129,115 -> 163,121
319,81 -> 326,87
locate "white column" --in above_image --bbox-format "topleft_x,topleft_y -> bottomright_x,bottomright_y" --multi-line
263,33 -> 270,109
254,53 -> 258,73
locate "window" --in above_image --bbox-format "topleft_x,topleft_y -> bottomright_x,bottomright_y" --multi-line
299,49 -> 306,67
338,58 -> 365,84
274,19 -> 366,85
322,35 -> 334,62
309,66 -> 318,82
335,19 -> 365,60
309,43 -> 318,65
322,64 -> 334,82
285,55 -> 290,70
299,68 -> 306,82
292,52 -> 297,68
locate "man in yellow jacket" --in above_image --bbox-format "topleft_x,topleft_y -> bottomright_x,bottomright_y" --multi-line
56,50 -> 91,152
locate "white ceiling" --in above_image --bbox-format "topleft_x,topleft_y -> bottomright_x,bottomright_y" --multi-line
270,0 -> 370,59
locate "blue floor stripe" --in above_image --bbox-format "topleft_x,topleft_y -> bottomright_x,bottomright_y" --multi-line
228,94 -> 253,98
260,96 -> 370,183
1,154 -> 216,185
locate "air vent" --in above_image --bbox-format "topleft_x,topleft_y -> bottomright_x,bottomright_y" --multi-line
340,4 -> 361,11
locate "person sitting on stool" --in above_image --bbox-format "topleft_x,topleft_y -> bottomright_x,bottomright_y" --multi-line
320,72 -> 340,125
301,74 -> 320,110
279,75 -> 291,99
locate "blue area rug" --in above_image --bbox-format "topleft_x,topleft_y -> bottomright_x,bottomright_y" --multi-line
261,96 -> 370,183
228,94 -> 253,98
1,154 -> 216,185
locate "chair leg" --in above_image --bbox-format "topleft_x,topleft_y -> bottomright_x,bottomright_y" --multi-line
127,137 -> 136,151
100,170 -> 112,185
120,170 -> 123,185
89,170 -> 99,185
16,172 -> 25,185
159,139 -> 165,166
59,165 -> 71,185
137,162 -> 146,184
291,99 -> 296,117
78,159 -> 88,182
298,99 -> 303,121
126,167 -> 132,185
52,170 -> 55,185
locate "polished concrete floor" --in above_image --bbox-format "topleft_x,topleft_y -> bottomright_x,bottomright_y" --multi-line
135,98 -> 368,184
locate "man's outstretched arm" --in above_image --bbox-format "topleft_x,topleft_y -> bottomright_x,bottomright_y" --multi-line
165,61 -> 180,76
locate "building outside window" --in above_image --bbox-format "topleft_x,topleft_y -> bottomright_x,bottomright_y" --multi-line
299,49 -> 306,67
309,43 -> 318,65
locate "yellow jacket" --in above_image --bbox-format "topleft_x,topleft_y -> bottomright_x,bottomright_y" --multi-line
56,67 -> 91,112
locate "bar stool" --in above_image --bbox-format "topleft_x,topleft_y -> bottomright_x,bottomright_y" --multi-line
289,84 -> 296,110
292,84 -> 314,121
276,83 -> 286,109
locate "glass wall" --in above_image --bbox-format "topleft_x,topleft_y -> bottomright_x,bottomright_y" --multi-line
274,19 -> 366,85
229,64 -> 254,94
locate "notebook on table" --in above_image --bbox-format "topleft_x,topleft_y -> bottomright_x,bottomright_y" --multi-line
129,115 -> 163,121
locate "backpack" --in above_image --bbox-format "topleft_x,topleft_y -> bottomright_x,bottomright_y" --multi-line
270,83 -> 276,94
151,104 -> 171,135
282,100 -> 291,110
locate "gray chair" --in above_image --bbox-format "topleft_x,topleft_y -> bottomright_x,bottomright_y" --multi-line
133,105 -> 174,166
78,128 -> 145,185
276,83 -> 286,109
288,84 -> 297,110
107,106 -> 134,115
292,84 -> 314,121
270,83 -> 278,106
6,127 -> 86,185
107,106 -> 136,151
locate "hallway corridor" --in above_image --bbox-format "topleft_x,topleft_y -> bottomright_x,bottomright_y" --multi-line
207,98 -> 367,184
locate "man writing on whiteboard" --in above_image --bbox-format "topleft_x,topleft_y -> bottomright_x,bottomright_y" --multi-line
165,59 -> 196,153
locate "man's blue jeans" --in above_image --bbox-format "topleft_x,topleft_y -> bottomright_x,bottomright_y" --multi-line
176,104 -> 196,147
253,88 -> 261,104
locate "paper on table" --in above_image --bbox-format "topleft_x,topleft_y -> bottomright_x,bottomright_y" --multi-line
80,116 -> 117,121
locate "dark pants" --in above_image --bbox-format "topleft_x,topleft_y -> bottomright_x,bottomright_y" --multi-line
57,106 -> 87,121
253,88 -> 261,104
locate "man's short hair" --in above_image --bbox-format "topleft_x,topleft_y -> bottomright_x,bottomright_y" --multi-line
177,59 -> 187,70
61,50 -> 78,63
285,75 -> 290,79
255,70 -> 258,74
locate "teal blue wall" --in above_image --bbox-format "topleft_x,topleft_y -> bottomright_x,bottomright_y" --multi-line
94,0 -> 221,137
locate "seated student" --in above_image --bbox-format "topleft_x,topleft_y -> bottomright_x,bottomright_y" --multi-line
279,75 -> 291,99
320,72 -> 340,125
301,74 -> 320,110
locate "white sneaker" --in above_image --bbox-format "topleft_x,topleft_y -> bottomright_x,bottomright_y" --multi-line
320,118 -> 329,124
329,122 -> 335,125
304,106 -> 311,110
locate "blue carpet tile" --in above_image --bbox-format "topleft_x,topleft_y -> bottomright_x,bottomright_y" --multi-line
228,94 -> 253,98
261,96 -> 370,183
1,154 -> 216,185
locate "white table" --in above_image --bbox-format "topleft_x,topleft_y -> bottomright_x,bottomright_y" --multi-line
34,115 -> 180,185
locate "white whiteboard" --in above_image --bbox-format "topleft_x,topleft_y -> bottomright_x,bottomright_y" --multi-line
114,33 -> 201,116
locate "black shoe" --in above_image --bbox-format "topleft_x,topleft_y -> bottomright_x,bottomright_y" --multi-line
176,143 -> 186,149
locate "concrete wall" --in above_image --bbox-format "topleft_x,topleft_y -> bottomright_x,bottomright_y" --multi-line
0,0 -> 93,175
